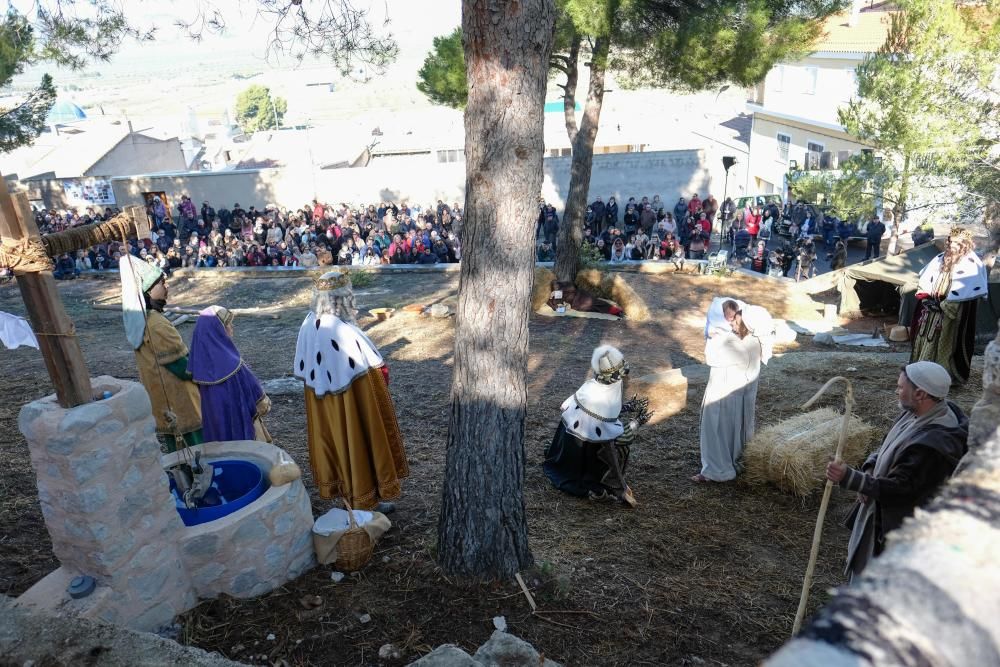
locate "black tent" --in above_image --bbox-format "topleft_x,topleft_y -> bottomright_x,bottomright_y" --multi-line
837,241 -> 1000,339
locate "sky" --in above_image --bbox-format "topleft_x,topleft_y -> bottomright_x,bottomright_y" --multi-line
13,0 -> 462,82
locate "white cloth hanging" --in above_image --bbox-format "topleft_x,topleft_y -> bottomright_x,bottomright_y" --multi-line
0,311 -> 38,350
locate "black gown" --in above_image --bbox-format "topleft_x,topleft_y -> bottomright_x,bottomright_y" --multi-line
543,422 -> 628,498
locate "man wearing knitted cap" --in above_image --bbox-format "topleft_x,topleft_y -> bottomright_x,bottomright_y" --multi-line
119,255 -> 203,453
826,361 -> 968,581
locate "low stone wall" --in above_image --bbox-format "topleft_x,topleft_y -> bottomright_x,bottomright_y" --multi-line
164,440 -> 316,599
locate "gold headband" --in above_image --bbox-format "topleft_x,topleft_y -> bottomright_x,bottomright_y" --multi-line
596,359 -> 628,383
314,272 -> 351,291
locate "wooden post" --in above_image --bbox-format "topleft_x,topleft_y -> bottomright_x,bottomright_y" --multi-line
0,177 -> 93,407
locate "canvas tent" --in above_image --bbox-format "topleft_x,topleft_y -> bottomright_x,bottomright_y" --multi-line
837,241 -> 1000,339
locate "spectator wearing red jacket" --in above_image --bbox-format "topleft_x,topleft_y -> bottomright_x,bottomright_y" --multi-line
687,194 -> 702,217
744,207 -> 762,243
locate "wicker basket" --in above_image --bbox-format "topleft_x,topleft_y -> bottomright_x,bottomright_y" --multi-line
334,501 -> 374,571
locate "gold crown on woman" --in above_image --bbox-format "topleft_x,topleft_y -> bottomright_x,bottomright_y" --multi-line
314,269 -> 351,291
949,226 -> 974,244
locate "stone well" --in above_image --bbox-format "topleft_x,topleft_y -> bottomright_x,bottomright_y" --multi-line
162,440 -> 316,599
16,376 -> 315,632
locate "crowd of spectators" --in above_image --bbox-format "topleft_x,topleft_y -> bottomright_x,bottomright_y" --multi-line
29,189 -> 899,282
37,196 -> 466,279
543,192 -> 727,264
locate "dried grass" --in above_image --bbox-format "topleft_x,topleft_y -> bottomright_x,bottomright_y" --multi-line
743,408 -> 877,497
532,267 -> 557,311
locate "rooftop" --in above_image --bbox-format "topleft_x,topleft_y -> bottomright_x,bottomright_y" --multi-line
813,3 -> 895,54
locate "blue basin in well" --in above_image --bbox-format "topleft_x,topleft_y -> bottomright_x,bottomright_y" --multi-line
168,459 -> 269,527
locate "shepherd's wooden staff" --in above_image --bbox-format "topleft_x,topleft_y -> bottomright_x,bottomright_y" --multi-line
792,375 -> 854,636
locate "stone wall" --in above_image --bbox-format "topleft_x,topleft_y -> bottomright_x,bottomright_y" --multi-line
86,149 -> 717,214
16,376 -> 196,630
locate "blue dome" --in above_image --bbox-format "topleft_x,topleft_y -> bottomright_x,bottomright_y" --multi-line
47,100 -> 87,124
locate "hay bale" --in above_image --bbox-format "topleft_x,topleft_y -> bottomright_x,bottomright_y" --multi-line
743,408 -> 877,497
575,269 -> 651,322
531,267 -> 556,312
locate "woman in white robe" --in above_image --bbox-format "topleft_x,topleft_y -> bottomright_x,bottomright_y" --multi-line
694,300 -> 772,482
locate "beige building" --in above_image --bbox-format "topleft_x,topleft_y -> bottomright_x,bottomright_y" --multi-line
745,2 -> 892,196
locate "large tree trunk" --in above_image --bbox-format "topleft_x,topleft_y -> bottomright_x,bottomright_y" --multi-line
554,37 -> 610,284
437,0 -> 556,578
766,332 -> 1000,666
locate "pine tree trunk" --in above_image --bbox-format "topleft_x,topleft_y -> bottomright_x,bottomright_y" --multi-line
554,37 -> 609,284
766,333 -> 1000,666
436,0 -> 556,579
887,153 -> 910,256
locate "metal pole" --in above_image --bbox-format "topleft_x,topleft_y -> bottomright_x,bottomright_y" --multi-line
719,168 -> 730,253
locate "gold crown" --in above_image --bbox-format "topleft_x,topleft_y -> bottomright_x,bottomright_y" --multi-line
314,271 -> 351,291
596,359 -> 629,383
949,226 -> 974,243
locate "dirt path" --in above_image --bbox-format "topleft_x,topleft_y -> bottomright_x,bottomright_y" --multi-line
0,271 -> 979,666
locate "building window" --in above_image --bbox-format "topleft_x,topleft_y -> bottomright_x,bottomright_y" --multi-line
436,149 -> 465,163
804,67 -> 818,95
807,141 -> 825,153
776,133 -> 791,163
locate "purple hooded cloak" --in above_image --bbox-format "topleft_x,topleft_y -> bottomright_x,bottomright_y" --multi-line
188,308 -> 265,442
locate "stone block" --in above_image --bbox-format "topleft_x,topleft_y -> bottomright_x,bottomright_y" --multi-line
90,533 -> 135,572
191,562 -> 226,591
233,519 -> 269,543
182,534 -> 221,560
229,569 -> 259,597
70,449 -> 112,486
46,436 -> 81,457
130,436 -> 161,460
120,492 -> 155,520
59,402 -> 113,435
122,464 -> 144,489
44,462 -> 63,480
407,645 -> 479,667
93,419 -> 126,437
473,631 -> 561,667
17,403 -> 46,438
120,386 -> 153,424
264,543 -> 287,575
131,601 -> 177,633
273,512 -> 295,537
76,484 -> 108,514
248,581 -> 274,598
133,563 -> 175,601
127,544 -> 163,572
291,529 -> 313,556
287,553 -> 317,580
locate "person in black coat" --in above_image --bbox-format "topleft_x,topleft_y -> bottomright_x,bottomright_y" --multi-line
865,215 -> 887,259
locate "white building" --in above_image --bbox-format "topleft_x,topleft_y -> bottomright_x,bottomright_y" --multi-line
745,1 -> 893,196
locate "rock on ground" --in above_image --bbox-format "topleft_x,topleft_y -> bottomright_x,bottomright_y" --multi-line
408,630 -> 560,667
0,596 -> 244,667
